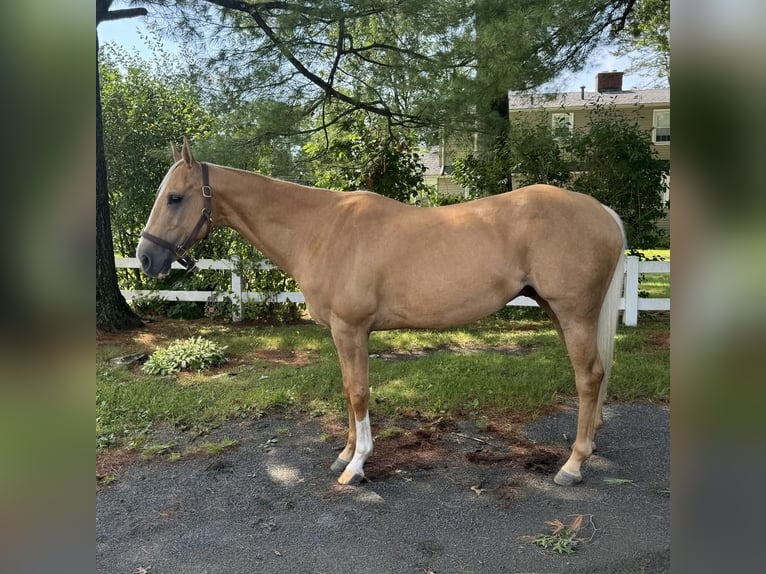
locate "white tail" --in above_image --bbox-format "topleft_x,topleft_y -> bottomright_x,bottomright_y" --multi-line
596,250 -> 625,414
596,205 -> 627,417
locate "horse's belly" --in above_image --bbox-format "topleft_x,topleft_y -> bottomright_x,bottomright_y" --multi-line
374,268 -> 519,330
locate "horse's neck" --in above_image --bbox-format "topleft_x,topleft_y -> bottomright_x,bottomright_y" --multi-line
212,166 -> 335,279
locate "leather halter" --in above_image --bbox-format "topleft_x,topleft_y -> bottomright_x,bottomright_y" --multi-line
141,162 -> 213,272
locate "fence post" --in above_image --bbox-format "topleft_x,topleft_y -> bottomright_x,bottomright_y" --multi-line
230,255 -> 243,322
624,255 -> 639,326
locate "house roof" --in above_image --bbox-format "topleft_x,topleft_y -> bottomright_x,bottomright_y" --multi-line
419,146 -> 443,176
508,88 -> 670,111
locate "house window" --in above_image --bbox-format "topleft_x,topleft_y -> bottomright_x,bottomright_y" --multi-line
653,109 -> 670,143
551,112 -> 573,137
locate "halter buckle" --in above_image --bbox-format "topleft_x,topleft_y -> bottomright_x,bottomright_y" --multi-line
202,185 -> 212,198
178,254 -> 198,273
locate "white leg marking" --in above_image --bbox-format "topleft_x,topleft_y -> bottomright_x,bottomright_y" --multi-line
345,412 -> 373,479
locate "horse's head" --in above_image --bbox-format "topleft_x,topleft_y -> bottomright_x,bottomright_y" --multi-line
136,137 -> 213,277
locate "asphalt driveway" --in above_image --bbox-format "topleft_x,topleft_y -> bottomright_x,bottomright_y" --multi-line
97,403 -> 669,573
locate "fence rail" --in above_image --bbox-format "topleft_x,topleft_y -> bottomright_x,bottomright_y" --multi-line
116,256 -> 669,326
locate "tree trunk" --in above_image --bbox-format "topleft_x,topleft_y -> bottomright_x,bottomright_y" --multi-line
96,34 -> 142,331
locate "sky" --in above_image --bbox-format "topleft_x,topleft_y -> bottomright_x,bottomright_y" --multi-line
98,11 -> 654,93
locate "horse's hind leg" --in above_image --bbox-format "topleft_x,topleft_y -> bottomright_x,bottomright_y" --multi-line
330,322 -> 373,485
535,295 -> 600,453
554,320 -> 604,486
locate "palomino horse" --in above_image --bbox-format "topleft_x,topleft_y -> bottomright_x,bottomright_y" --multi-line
137,137 -> 626,487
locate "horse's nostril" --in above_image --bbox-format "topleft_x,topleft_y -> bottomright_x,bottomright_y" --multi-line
139,253 -> 151,271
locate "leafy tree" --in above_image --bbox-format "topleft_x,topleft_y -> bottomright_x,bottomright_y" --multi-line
100,43 -> 214,265
100,42 -> 316,308
613,0 -> 670,85
97,0 -> 147,331
100,43 -> 302,300
193,99 -> 313,183
452,145 -> 512,198
304,111 -> 432,203
567,106 -> 668,247
507,116 -> 572,188
453,115 -> 571,196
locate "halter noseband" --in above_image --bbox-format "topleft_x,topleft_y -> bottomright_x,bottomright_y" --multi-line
141,162 -> 213,272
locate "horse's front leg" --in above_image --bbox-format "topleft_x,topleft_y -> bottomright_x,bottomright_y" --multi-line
330,323 -> 373,485
330,399 -> 357,473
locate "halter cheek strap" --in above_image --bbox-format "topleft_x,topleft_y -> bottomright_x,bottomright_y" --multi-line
140,162 -> 213,272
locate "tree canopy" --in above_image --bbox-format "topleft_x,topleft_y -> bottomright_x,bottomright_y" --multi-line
613,0 -> 670,85
138,0 -> 651,139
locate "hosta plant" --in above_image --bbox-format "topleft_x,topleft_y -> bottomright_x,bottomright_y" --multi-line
142,336 -> 227,375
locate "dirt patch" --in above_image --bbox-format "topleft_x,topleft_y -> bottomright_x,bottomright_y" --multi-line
325,414 -> 567,483
464,436 -> 566,474
365,427 -> 452,479
97,321 -> 189,357
96,329 -> 130,343
649,331 -> 670,350
251,348 -> 314,367
97,318 -> 220,348
96,448 -> 138,490
370,342 -> 529,361
132,330 -> 173,349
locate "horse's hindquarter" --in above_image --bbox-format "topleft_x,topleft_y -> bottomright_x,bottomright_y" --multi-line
516,187 -> 624,310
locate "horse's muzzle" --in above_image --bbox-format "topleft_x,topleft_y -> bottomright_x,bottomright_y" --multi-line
136,240 -> 172,278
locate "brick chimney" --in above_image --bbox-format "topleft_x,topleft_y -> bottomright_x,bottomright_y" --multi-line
596,71 -> 624,93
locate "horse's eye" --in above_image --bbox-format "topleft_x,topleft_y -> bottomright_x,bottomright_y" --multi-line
168,194 -> 183,205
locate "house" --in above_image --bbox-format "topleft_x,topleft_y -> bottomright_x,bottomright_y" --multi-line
507,71 -> 670,233
422,71 -> 670,233
421,133 -> 475,199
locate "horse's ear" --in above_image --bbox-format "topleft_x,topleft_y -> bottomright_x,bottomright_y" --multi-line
181,135 -> 194,167
171,142 -> 181,163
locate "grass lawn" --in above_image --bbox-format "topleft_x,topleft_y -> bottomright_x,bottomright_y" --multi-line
635,249 -> 670,299
638,249 -> 669,260
97,309 -> 669,453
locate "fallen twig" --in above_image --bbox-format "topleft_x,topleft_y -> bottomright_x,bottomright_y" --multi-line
452,432 -> 489,444
570,513 -> 598,543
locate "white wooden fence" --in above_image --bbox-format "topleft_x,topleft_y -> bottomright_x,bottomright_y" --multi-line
116,255 -> 669,326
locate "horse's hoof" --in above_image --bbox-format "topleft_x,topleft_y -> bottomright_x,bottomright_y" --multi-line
337,470 -> 365,486
330,457 -> 350,473
554,469 -> 582,486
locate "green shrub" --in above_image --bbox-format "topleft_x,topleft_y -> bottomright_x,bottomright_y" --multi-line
142,336 -> 228,375
165,301 -> 203,319
204,294 -> 238,321
129,293 -> 166,316
242,299 -> 305,325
